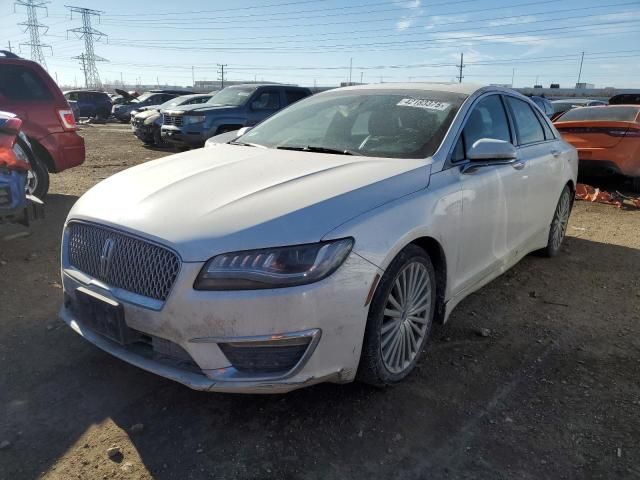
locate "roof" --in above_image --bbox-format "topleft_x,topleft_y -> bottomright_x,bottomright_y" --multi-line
63,90 -> 108,94
335,82 -> 487,95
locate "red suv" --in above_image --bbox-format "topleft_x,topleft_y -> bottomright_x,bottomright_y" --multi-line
0,51 -> 85,197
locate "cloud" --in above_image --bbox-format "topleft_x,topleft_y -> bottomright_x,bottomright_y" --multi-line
394,0 -> 421,8
487,15 -> 537,27
429,30 -> 548,47
396,19 -> 414,31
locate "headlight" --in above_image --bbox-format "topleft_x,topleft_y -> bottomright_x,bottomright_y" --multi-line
183,115 -> 206,125
194,238 -> 353,290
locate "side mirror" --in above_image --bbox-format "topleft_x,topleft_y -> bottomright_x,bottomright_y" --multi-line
467,138 -> 517,161
236,126 -> 252,136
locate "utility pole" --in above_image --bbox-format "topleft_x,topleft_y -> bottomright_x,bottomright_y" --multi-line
349,57 -> 353,85
5,40 -> 13,52
457,53 -> 464,83
217,63 -> 227,88
577,51 -> 585,85
67,5 -> 107,89
120,71 -> 123,87
511,68 -> 515,87
360,71 -> 363,84
14,0 -> 52,70
192,66 -> 195,88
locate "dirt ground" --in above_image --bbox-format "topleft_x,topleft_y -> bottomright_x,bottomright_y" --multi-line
1,125 -> 639,480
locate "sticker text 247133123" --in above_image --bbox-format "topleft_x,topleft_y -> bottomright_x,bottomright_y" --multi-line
397,98 -> 451,111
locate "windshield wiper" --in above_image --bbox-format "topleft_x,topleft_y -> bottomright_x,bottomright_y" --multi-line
228,140 -> 265,148
276,145 -> 355,155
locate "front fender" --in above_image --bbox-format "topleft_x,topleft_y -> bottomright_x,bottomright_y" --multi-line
322,166 -> 462,302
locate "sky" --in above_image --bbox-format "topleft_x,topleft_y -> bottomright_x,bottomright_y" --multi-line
2,0 -> 640,89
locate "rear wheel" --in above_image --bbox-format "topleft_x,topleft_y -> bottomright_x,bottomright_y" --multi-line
19,137 -> 49,199
540,185 -> 572,257
357,244 -> 436,386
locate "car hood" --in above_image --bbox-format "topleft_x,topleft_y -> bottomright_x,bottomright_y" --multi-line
68,144 -> 430,261
135,109 -> 159,120
165,104 -> 240,115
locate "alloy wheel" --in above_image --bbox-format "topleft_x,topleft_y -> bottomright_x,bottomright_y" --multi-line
551,190 -> 571,251
380,261 -> 432,374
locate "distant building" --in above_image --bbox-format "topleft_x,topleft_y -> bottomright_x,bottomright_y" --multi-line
575,82 -> 595,89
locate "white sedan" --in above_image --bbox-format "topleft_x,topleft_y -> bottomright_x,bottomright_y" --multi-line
59,83 -> 577,393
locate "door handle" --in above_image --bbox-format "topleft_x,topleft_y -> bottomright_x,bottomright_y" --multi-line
511,161 -> 525,170
551,149 -> 561,157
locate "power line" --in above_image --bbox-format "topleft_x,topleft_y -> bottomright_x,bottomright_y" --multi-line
14,0 -> 52,70
93,1 -> 638,43
100,8 -> 639,47
97,0 -> 560,30
66,5 -> 107,88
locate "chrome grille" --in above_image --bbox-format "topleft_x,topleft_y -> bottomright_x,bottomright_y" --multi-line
163,114 -> 183,127
67,222 -> 180,302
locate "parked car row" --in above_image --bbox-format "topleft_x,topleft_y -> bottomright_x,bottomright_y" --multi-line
129,84 -> 313,149
130,93 -> 213,145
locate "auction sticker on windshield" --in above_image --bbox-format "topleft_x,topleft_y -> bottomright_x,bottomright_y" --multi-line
397,98 -> 451,111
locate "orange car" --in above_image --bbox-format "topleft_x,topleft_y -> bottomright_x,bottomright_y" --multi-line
554,105 -> 640,191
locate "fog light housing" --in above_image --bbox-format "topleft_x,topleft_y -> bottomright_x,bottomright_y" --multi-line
219,334 -> 314,374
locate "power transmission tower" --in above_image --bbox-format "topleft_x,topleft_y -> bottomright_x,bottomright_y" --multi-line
66,5 -> 107,89
576,51 -> 585,86
217,64 -> 228,89
457,53 -> 464,83
14,0 -> 52,70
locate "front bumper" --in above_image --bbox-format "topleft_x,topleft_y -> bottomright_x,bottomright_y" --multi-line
59,251 -> 381,393
161,126 -> 206,148
132,123 -> 154,143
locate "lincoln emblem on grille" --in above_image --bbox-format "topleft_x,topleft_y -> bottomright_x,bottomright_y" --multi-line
99,238 -> 116,277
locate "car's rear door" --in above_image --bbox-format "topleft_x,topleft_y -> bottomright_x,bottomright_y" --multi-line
449,93 -> 523,295
247,88 -> 282,126
0,61 -> 61,139
504,95 -> 565,248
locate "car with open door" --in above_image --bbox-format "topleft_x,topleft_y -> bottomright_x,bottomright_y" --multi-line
59,83 -> 577,393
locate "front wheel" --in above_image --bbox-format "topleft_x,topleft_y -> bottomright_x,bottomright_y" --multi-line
540,185 -> 573,257
357,244 -> 436,386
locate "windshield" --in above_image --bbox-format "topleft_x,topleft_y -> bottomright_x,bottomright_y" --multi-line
160,96 -> 190,109
207,87 -> 256,106
239,89 -> 466,159
132,92 -> 153,104
558,106 -> 639,122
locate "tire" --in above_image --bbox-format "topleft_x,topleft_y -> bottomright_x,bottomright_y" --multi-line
19,137 -> 49,199
540,185 -> 572,257
631,177 -> 640,193
153,127 -> 166,147
357,244 -> 436,386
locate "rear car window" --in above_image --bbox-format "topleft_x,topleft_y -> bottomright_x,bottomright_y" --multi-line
506,97 -> 545,144
558,106 -> 640,122
285,89 -> 309,105
0,64 -> 53,101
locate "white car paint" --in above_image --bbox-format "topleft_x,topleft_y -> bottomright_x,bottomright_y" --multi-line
59,83 -> 578,393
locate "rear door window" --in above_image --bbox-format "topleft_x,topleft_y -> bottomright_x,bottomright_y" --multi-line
285,89 -> 309,105
0,64 -> 53,101
253,90 -> 281,110
505,97 -> 546,145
